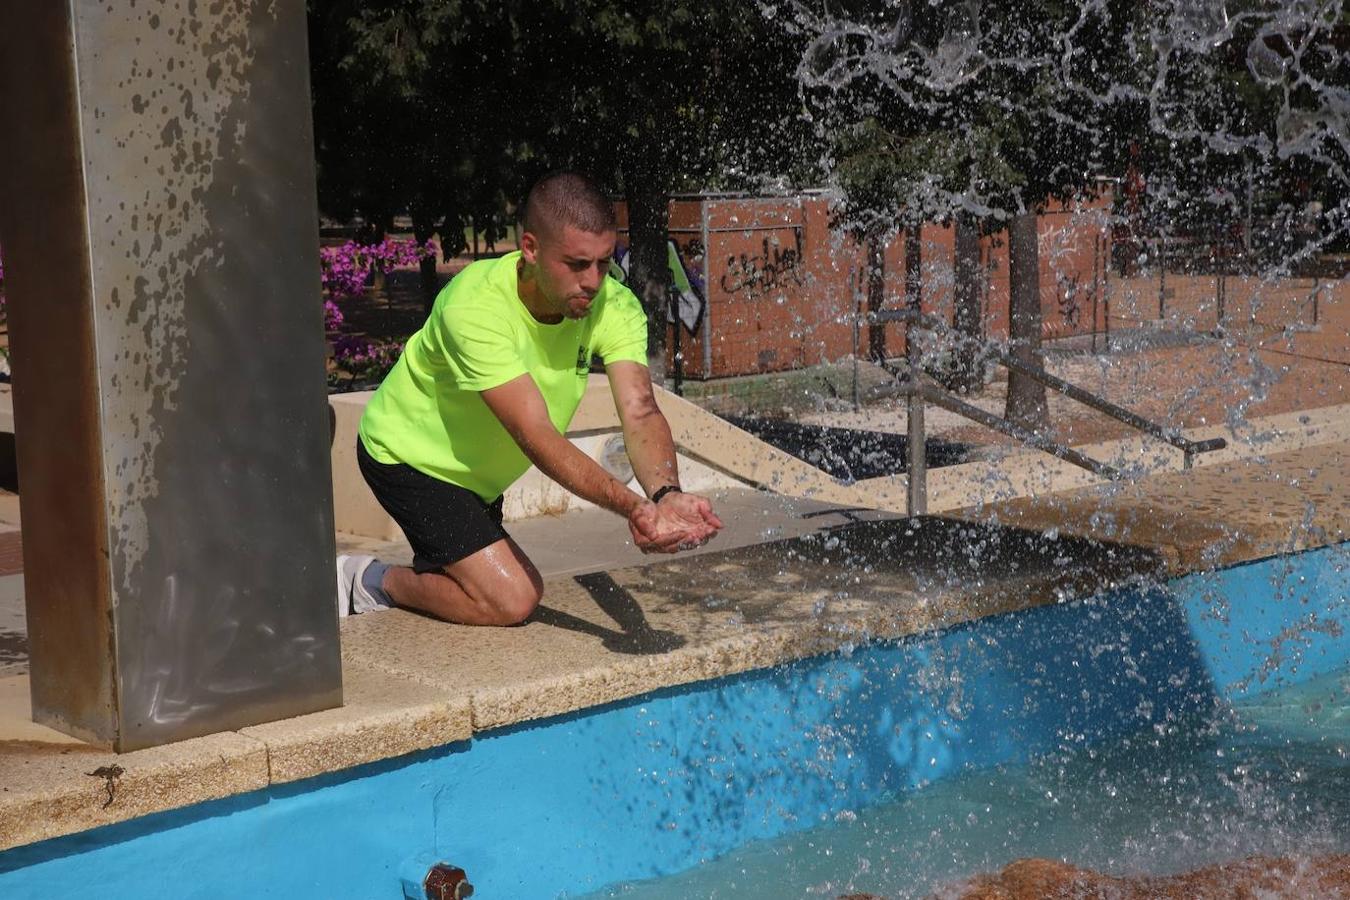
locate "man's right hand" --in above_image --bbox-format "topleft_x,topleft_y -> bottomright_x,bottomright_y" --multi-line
627,492 -> 723,554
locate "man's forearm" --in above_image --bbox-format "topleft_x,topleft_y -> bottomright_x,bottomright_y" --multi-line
621,409 -> 681,497
518,427 -> 647,517
479,371 -> 664,520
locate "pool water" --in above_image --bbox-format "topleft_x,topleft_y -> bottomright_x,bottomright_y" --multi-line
594,667 -> 1350,899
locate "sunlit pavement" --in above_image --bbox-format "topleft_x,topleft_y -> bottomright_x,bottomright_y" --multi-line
803,272 -> 1350,449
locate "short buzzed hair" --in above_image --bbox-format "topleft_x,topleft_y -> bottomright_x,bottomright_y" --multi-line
521,171 -> 616,237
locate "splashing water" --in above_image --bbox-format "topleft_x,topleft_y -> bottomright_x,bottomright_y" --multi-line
593,667 -> 1350,899
629,3 -> 1350,896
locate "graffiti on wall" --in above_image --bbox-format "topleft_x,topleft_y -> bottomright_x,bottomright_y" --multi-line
720,229 -> 806,297
1055,270 -> 1098,330
1045,213 -> 1108,334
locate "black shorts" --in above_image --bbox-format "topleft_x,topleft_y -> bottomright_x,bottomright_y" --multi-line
357,437 -> 507,573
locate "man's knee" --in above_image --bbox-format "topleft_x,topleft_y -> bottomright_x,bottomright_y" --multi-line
488,570 -> 544,626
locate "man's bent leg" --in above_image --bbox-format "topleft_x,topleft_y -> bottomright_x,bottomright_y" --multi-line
382,537 -> 544,626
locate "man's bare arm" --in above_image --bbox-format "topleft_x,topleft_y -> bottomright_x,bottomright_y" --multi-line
606,361 -> 723,544
480,374 -> 703,552
604,360 -> 680,496
480,373 -> 645,518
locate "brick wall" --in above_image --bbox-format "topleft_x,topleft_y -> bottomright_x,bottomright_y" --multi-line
617,192 -> 1112,378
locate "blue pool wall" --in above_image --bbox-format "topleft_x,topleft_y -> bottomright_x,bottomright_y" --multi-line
1,543 -> 1346,899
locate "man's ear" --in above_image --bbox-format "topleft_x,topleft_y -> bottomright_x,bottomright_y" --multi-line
519,230 -> 540,264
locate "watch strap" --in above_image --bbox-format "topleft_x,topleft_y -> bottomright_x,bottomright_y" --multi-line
650,484 -> 682,504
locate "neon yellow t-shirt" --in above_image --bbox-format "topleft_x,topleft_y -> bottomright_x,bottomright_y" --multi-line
358,252 -> 649,501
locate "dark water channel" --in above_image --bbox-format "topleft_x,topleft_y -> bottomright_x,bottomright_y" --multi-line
721,416 -> 973,481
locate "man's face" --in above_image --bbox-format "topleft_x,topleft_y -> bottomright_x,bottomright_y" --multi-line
521,224 -> 616,320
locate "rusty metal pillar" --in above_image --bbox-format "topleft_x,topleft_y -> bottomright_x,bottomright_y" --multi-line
0,2 -> 341,750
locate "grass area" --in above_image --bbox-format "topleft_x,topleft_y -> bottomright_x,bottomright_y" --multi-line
456,224 -> 519,255
677,359 -> 905,418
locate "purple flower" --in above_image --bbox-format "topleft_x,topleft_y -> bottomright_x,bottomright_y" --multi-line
320,238 -> 434,302
323,298 -> 344,332
320,242 -> 369,299
332,333 -> 406,381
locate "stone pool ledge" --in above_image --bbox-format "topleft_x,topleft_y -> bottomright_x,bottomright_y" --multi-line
337,516 -> 1161,733
3,439 -> 1349,852
955,440 -> 1350,574
0,662 -> 473,850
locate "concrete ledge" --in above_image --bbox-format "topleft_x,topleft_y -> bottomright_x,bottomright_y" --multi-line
0,723 -> 268,851
330,392 -> 402,543
340,517 -> 1163,732
238,662 -> 473,785
956,442 -> 1350,574
0,660 -> 474,847
332,435 -> 1350,740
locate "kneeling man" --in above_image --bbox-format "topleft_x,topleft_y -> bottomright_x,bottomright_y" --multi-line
337,172 -> 722,625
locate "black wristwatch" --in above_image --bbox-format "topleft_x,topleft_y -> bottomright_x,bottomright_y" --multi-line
650,484 -> 682,504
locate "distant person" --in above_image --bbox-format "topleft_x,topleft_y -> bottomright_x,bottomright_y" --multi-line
336,172 -> 722,625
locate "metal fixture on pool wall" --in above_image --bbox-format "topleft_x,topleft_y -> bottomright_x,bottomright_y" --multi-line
423,863 -> 473,899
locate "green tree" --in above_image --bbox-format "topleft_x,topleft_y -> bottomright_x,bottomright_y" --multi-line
508,3 -> 812,379
1115,2 -> 1350,276
796,1 -> 1143,428
310,2 -> 811,376
309,0 -> 534,314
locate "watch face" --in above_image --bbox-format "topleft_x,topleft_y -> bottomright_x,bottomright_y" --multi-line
598,434 -> 634,484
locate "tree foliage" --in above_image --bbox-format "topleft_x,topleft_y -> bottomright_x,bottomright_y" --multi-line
308,1 -> 811,365
789,1 -> 1138,423
790,0 -> 1349,423
1118,2 -> 1350,266
309,0 -> 542,312
793,2 -> 1136,235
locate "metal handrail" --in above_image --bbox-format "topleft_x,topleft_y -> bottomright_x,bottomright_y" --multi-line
915,380 -> 1120,477
869,308 -> 1227,515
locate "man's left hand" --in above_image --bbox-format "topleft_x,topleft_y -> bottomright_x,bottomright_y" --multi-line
628,491 -> 723,553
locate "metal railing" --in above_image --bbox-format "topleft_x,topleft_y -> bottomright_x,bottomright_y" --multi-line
869,309 -> 1227,516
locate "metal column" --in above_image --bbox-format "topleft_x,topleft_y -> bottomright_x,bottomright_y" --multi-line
701,201 -> 714,377
903,229 -> 926,517
0,2 -> 342,750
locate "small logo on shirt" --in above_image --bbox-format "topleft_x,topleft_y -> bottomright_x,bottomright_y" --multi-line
576,344 -> 591,374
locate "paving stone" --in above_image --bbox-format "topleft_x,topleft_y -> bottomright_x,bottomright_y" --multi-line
240,662 -> 472,784
0,727 -> 267,851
